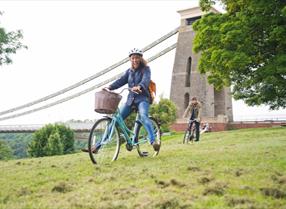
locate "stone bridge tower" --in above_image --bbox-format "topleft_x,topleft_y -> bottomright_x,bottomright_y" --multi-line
170,7 -> 233,122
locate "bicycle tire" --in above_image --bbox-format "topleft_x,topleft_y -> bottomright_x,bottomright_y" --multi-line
183,130 -> 190,144
183,123 -> 196,144
88,117 -> 120,164
136,117 -> 161,157
191,127 -> 196,142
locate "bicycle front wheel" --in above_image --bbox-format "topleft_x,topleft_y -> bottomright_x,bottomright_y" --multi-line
183,130 -> 190,144
136,117 -> 161,157
88,118 -> 120,164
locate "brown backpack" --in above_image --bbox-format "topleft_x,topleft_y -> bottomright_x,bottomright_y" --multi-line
148,79 -> 156,104
140,67 -> 156,104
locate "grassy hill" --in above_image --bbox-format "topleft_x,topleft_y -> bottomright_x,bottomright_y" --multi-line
0,127 -> 286,209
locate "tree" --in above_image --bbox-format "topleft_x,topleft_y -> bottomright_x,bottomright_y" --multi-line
150,98 -> 177,132
0,133 -> 32,159
54,124 -> 74,154
47,132 -> 64,156
0,140 -> 13,160
0,12 -> 27,66
28,124 -> 74,157
193,0 -> 286,109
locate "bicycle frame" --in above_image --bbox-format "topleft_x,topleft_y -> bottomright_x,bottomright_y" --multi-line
188,119 -> 197,133
182,119 -> 197,144
101,108 -> 148,148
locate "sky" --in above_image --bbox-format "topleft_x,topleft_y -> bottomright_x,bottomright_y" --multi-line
0,0 -> 285,125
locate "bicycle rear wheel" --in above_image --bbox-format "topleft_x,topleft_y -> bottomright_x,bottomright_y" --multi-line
136,117 -> 161,157
88,118 -> 120,164
192,128 -> 196,142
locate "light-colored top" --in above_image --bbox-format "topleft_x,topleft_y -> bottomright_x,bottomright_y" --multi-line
183,101 -> 202,122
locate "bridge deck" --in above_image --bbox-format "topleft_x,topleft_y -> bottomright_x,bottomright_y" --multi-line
0,123 -> 94,133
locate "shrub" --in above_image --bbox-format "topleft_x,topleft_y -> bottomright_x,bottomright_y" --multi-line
28,124 -> 74,157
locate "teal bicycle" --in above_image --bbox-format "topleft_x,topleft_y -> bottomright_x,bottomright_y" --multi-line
88,88 -> 161,164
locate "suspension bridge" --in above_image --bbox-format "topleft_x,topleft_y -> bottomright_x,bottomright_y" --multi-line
0,27 -> 179,133
1,6 -> 284,134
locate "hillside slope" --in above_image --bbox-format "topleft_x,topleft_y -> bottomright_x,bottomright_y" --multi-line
0,128 -> 286,209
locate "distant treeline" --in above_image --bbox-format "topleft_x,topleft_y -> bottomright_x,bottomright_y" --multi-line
0,133 -> 87,160
0,133 -> 32,159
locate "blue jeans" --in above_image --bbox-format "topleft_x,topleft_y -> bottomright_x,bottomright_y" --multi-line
120,101 -> 155,144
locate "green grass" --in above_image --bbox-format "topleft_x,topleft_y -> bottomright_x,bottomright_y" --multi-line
1,127 -> 286,209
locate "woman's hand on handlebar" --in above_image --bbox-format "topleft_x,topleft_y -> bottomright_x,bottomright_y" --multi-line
131,86 -> 142,94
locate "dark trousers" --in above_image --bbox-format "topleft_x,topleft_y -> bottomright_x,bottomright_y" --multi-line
189,121 -> 200,141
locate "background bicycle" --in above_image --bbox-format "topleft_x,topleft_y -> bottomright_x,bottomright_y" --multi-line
88,89 -> 161,164
183,119 -> 197,144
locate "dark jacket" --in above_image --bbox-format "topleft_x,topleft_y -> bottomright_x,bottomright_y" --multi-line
109,65 -> 151,105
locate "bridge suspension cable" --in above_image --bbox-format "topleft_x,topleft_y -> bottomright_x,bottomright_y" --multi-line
0,27 -> 179,117
0,43 -> 177,122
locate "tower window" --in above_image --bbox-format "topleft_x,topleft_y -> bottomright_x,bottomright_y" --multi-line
184,93 -> 190,109
185,16 -> 201,25
185,57 -> 192,87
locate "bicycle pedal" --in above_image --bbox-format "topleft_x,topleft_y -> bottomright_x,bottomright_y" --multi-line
125,143 -> 133,151
142,151 -> 149,157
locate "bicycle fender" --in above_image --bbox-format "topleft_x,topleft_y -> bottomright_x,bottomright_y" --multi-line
103,115 -> 113,120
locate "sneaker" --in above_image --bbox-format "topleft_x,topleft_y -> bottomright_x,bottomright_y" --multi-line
152,142 -> 160,152
81,146 -> 98,154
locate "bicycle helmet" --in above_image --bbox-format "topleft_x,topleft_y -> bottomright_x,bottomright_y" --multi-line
129,48 -> 143,57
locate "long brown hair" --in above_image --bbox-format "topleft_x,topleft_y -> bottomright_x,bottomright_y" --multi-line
140,57 -> 148,68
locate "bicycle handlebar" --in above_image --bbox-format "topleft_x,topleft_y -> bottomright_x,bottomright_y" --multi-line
104,87 -> 139,95
189,119 -> 197,123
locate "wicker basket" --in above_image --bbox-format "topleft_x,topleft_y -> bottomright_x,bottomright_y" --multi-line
94,90 -> 122,114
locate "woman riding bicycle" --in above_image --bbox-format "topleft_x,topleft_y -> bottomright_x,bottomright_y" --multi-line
183,97 -> 202,142
105,48 -> 160,152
